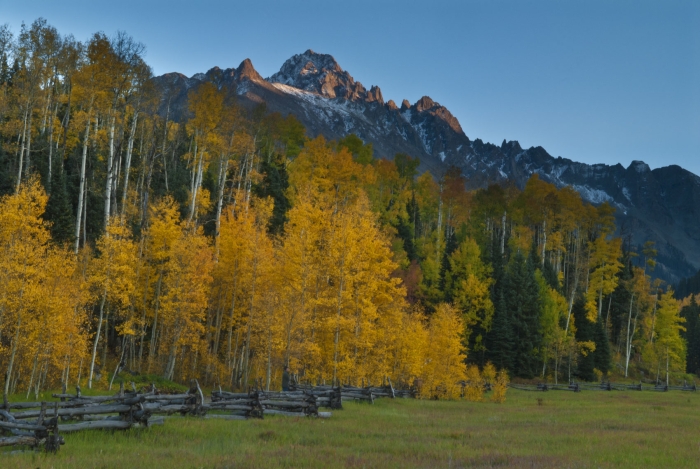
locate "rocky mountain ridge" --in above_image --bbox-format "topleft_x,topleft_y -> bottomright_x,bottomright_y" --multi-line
152,50 -> 700,283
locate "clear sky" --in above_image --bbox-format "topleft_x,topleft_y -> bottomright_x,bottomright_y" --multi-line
3,0 -> 699,176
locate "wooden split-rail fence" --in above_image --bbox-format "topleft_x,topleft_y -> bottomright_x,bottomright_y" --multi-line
509,380 -> 698,393
1,380 -> 415,452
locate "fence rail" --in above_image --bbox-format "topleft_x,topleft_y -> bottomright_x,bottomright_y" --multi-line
1,380 -> 415,453
509,381 -> 697,393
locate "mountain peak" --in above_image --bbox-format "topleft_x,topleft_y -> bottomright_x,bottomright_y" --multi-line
268,50 -> 386,104
414,96 -> 436,112
236,58 -> 263,82
412,96 -> 463,135
269,50 -> 346,96
628,160 -> 651,173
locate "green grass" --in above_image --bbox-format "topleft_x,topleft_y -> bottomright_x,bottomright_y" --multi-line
3,390 -> 700,468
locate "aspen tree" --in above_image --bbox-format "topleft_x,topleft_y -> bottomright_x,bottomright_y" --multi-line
159,226 -> 213,381
420,304 -> 467,399
87,218 -> 137,388
185,82 -> 224,223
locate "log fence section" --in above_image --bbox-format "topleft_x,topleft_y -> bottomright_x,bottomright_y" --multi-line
1,381 -> 416,453
509,381 -> 698,392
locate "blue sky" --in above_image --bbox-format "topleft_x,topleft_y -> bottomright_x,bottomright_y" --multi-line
3,0 -> 699,175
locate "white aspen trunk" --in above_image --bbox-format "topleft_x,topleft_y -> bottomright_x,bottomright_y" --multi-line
501,211 -> 507,255
15,105 -> 30,192
188,147 -> 205,223
74,111 -> 92,253
161,104 -> 170,191
188,140 -> 198,207
104,113 -> 116,229
564,263 -> 580,334
24,112 -> 33,178
88,290 -> 107,389
214,156 -> 228,261
120,111 -> 139,220
649,292 -> 659,343
624,292 -> 636,377
47,101 -> 59,192
541,218 -> 547,267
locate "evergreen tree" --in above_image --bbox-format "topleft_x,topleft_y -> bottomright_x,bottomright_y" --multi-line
608,252 -> 634,344
395,213 -> 417,261
506,251 -> 541,378
485,236 -> 513,370
438,229 -> 458,299
0,53 -> 9,84
253,153 -> 290,236
43,167 -> 75,244
486,287 -> 513,371
681,295 -> 700,374
542,257 -> 560,291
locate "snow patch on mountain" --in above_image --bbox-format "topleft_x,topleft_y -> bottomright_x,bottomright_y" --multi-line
572,185 -> 613,204
622,186 -> 632,202
417,121 -> 431,153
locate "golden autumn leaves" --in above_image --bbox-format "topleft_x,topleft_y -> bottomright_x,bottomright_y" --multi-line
0,139 -> 491,402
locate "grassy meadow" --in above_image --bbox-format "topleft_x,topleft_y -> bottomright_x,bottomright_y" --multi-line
3,389 -> 700,468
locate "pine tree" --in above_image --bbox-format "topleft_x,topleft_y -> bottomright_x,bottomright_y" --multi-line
486,287 -> 513,371
542,257 -> 559,291
253,153 -> 290,236
395,213 -> 417,261
43,166 -> 75,244
438,229 -> 458,298
505,251 -> 541,378
682,295 -> 700,374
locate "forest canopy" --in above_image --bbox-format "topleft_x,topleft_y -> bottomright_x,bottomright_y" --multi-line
0,19 -> 691,398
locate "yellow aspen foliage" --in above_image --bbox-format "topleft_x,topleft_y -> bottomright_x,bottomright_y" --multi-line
482,362 -> 497,384
392,308 -> 428,387
0,179 -> 89,394
653,289 -> 686,374
159,226 -> 214,381
420,304 -> 467,399
491,370 -> 509,403
86,218 -> 138,388
586,236 -> 623,321
463,364 -> 484,402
